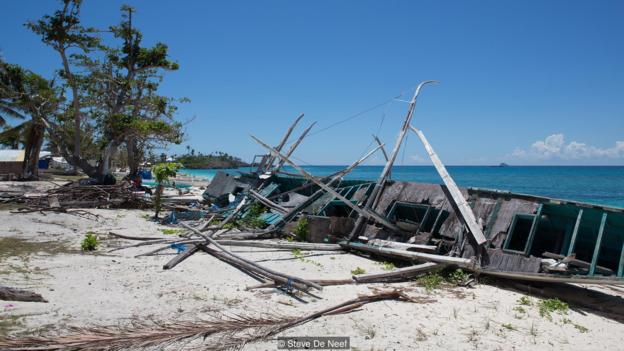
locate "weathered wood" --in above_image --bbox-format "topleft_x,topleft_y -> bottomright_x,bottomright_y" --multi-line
0,286 -> 47,302
274,122 -> 316,172
272,144 -> 383,228
108,231 -> 164,241
411,126 -> 487,245
353,262 -> 442,283
589,212 -> 608,276
479,269 -> 624,285
349,81 -> 437,240
523,204 -> 543,255
251,135 -> 402,233
542,251 -> 613,275
248,189 -> 288,214
163,244 -> 200,270
216,240 -> 343,251
566,209 -> 584,256
365,238 -> 438,253
218,197 -> 247,228
180,222 -> 322,291
264,113 -> 304,171
340,241 -> 474,268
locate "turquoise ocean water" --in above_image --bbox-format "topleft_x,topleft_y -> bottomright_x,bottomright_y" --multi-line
180,166 -> 624,208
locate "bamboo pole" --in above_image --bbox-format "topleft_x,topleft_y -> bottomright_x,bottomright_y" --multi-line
274,122 -> 316,173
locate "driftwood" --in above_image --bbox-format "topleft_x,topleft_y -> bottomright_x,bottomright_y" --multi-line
340,241 -> 475,268
180,222 -> 322,291
353,262 -> 442,283
216,240 -> 342,251
247,263 -> 442,290
0,286 -> 47,303
365,238 -> 438,253
163,245 -> 200,270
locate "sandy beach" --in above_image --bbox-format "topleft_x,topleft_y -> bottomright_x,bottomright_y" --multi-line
1,182 -> 623,350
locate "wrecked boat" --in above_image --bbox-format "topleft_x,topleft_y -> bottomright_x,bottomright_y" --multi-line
202,80 -> 624,285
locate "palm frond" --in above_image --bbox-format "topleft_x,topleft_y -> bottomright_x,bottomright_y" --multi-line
0,290 -> 432,351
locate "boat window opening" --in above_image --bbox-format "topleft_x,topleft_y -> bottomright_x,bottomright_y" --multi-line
387,202 -> 437,233
505,214 -> 534,252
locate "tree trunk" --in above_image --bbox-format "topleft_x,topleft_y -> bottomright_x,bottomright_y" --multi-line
127,137 -> 140,178
59,49 -> 81,175
21,120 -> 45,180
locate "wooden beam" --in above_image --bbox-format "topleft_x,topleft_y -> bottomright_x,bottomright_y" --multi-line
274,122 -> 316,172
248,189 -> 288,214
339,241 -> 475,268
353,262 -> 442,283
216,240 -> 342,251
411,126 -> 487,245
264,113 -> 304,171
566,208 -> 584,256
542,251 -> 613,275
251,135 -> 404,233
272,144 -> 383,228
348,81 -> 437,240
523,204 -> 543,255
589,212 -> 608,276
0,286 -> 47,303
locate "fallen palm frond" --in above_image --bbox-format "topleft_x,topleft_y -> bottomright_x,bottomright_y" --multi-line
0,289 -> 432,350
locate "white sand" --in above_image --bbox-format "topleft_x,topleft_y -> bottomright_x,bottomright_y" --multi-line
1,197 -> 623,350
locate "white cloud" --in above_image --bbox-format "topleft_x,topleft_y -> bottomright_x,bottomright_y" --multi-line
511,133 -> 624,160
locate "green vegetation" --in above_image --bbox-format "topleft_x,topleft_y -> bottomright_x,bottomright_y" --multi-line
573,323 -> 589,333
379,261 -> 396,271
9,1 -> 185,181
447,268 -> 470,285
417,272 -> 444,291
538,298 -> 568,320
81,233 -> 99,251
517,296 -> 533,306
175,150 -> 248,169
294,217 -> 309,241
291,248 -> 303,258
152,162 -> 181,218
351,267 -> 366,275
160,228 -> 181,235
502,323 -> 516,331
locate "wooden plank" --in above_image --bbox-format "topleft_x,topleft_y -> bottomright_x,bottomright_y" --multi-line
339,241 -> 474,268
163,244 -> 200,270
216,239 -> 342,251
353,262 -> 442,283
272,144 -> 382,228
542,251 -> 613,275
479,269 -> 624,285
274,122 -> 316,172
366,238 -> 437,252
523,203 -> 543,255
264,113 -> 304,171
589,212 -> 608,276
566,209 -> 584,256
248,189 -> 288,214
411,126 -> 487,245
348,81 -> 437,240
251,135 -> 404,233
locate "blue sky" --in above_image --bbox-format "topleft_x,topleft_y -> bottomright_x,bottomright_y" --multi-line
1,0 -> 623,165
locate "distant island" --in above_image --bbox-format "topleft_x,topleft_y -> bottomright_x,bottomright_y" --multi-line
175,151 -> 249,169
497,162 -> 510,167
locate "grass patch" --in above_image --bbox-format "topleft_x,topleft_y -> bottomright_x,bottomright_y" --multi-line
447,268 -> 470,285
538,298 -> 568,320
160,228 -> 182,235
378,261 -> 395,271
517,296 -> 532,306
417,273 -> 444,291
351,267 -> 366,275
573,323 -> 589,333
502,323 -> 516,331
293,217 -> 309,241
81,233 -> 98,251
